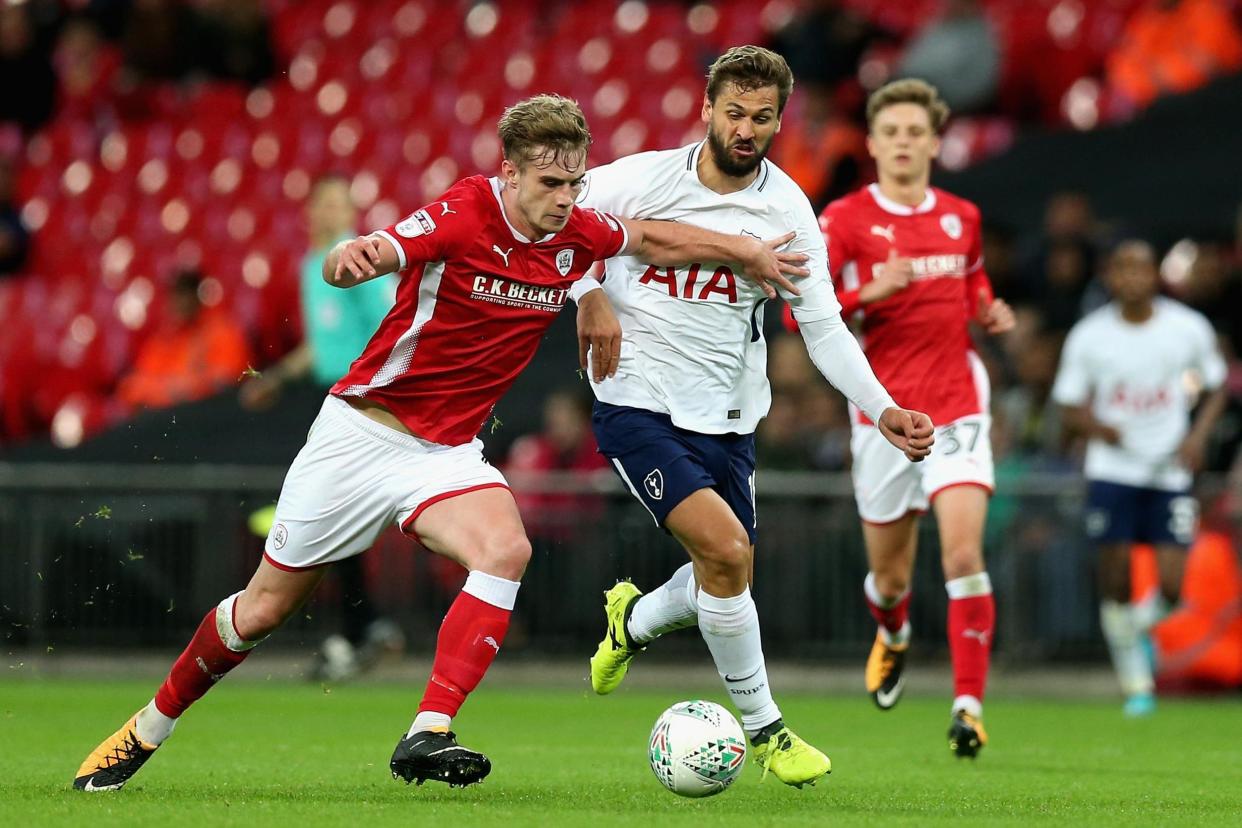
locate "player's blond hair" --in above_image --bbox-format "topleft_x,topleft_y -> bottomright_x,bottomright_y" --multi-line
497,94 -> 592,170
866,79 -> 951,133
705,45 -> 794,114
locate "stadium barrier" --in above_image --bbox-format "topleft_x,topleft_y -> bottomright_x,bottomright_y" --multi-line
0,463 -> 1234,666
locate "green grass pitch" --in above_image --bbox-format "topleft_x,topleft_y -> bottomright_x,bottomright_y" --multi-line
2,678 -> 1240,826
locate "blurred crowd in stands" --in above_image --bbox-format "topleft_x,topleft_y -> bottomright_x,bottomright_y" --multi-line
0,0 -> 1240,489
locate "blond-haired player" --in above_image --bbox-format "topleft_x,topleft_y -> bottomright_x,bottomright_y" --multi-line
785,78 -> 1014,756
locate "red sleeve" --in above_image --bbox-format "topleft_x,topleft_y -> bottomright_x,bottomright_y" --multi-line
822,206 -> 863,317
780,302 -> 799,332
834,287 -> 863,318
376,187 -> 474,271
576,208 -> 628,260
785,205 -> 860,333
964,208 -> 993,315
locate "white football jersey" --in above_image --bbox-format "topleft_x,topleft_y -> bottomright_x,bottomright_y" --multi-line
578,142 -> 841,434
1051,297 -> 1226,490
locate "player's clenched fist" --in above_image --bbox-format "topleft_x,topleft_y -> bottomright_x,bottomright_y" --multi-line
974,290 -> 1015,335
876,407 -> 935,462
576,287 -> 623,383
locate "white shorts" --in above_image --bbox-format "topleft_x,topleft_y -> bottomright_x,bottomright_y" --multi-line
264,396 -> 509,570
850,413 -> 995,524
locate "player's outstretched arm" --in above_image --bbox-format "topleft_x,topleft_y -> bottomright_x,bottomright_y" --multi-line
323,234 -> 402,288
620,219 -> 808,299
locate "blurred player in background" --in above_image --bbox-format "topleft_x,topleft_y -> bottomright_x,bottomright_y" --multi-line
502,387 -> 609,542
578,46 -> 934,788
783,78 -> 1014,757
240,173 -> 405,682
1052,239 -> 1227,716
73,94 -> 805,793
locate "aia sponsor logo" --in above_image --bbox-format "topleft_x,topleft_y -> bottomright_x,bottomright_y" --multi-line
1108,384 -> 1171,413
639,263 -> 738,303
470,275 -> 568,312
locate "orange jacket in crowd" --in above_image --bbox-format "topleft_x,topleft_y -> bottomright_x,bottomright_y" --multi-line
1107,0 -> 1242,107
1133,531 -> 1242,688
116,306 -> 251,410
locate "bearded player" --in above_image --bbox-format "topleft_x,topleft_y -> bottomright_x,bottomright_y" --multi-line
579,48 -> 934,788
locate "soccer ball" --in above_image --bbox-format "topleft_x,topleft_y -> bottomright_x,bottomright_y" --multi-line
648,700 -> 747,798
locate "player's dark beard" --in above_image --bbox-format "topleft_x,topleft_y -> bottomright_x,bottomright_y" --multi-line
707,127 -> 769,178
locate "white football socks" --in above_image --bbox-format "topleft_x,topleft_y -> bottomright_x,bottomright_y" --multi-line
135,700 -> 177,745
409,711 -> 452,736
627,563 -> 698,644
696,587 -> 781,735
1100,599 -> 1155,697
952,694 -> 983,718
1131,590 -> 1171,631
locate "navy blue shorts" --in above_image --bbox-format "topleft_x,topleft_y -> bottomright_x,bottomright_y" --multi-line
1084,480 -> 1198,548
592,402 -> 757,543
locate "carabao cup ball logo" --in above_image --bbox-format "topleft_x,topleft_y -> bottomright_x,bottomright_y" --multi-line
648,700 -> 747,798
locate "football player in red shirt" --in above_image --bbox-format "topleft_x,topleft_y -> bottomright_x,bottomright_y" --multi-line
787,79 -> 1013,756
74,94 -> 806,793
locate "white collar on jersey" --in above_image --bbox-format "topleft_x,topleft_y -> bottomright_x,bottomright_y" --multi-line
867,183 -> 937,215
489,176 -> 557,244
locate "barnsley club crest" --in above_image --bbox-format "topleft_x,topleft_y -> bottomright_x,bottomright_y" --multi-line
940,213 -> 962,240
556,248 -> 574,276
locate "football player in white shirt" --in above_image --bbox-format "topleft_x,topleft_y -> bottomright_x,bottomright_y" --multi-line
1052,240 -> 1227,717
573,46 -> 934,787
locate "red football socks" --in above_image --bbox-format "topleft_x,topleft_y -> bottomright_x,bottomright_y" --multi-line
866,590 -> 911,635
154,607 -> 250,718
947,586 -> 995,702
864,572 -> 911,636
417,591 -> 512,718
